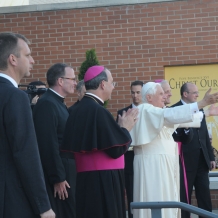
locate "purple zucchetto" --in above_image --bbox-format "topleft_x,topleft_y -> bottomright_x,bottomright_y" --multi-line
84,66 -> 104,82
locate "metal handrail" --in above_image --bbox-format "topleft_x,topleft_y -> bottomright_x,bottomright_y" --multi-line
130,201 -> 218,218
209,172 -> 218,177
130,172 -> 218,217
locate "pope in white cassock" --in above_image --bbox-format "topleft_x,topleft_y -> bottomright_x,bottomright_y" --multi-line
130,82 -> 218,218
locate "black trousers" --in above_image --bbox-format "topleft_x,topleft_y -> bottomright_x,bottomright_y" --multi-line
181,150 -> 212,218
124,151 -> 134,218
125,173 -> 133,218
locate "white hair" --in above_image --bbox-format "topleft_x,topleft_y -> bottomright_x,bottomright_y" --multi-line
142,82 -> 161,103
160,80 -> 169,87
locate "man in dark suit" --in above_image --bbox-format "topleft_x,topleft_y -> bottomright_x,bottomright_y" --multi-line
171,82 -> 215,218
33,63 -> 77,218
0,33 -> 55,217
116,80 -> 143,218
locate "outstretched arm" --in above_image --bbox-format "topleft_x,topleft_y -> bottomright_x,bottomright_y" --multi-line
197,88 -> 218,109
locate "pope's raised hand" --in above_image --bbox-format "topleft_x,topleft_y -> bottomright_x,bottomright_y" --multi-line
197,88 -> 218,109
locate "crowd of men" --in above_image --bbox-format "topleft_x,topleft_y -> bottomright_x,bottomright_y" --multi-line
1,32 -> 218,218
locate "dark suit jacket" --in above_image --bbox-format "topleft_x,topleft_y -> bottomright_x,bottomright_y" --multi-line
68,100 -> 80,114
116,105 -> 133,174
172,128 -> 193,145
0,77 -> 50,217
116,105 -> 132,121
171,100 -> 214,171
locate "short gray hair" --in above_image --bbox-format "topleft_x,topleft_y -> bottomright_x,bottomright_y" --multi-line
160,80 -> 169,87
76,80 -> 85,92
46,63 -> 72,87
142,82 -> 160,103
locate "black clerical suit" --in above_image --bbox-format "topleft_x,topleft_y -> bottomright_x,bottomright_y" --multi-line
68,100 -> 80,114
0,76 -> 51,217
116,104 -> 134,218
61,94 -> 132,218
172,100 -> 214,218
33,89 -> 76,218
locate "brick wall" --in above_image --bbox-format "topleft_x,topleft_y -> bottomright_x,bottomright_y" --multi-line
1,0 -> 218,118
192,190 -> 218,209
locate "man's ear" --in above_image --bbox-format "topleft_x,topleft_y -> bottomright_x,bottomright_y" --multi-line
57,77 -> 64,87
183,92 -> 188,98
100,80 -> 105,90
8,54 -> 17,67
146,94 -> 151,102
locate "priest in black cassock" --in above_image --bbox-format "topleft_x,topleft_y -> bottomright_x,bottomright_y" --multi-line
61,66 -> 138,218
33,63 -> 77,218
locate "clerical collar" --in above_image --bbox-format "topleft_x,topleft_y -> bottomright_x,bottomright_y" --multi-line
0,73 -> 18,88
49,88 -> 65,99
86,92 -> 104,104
